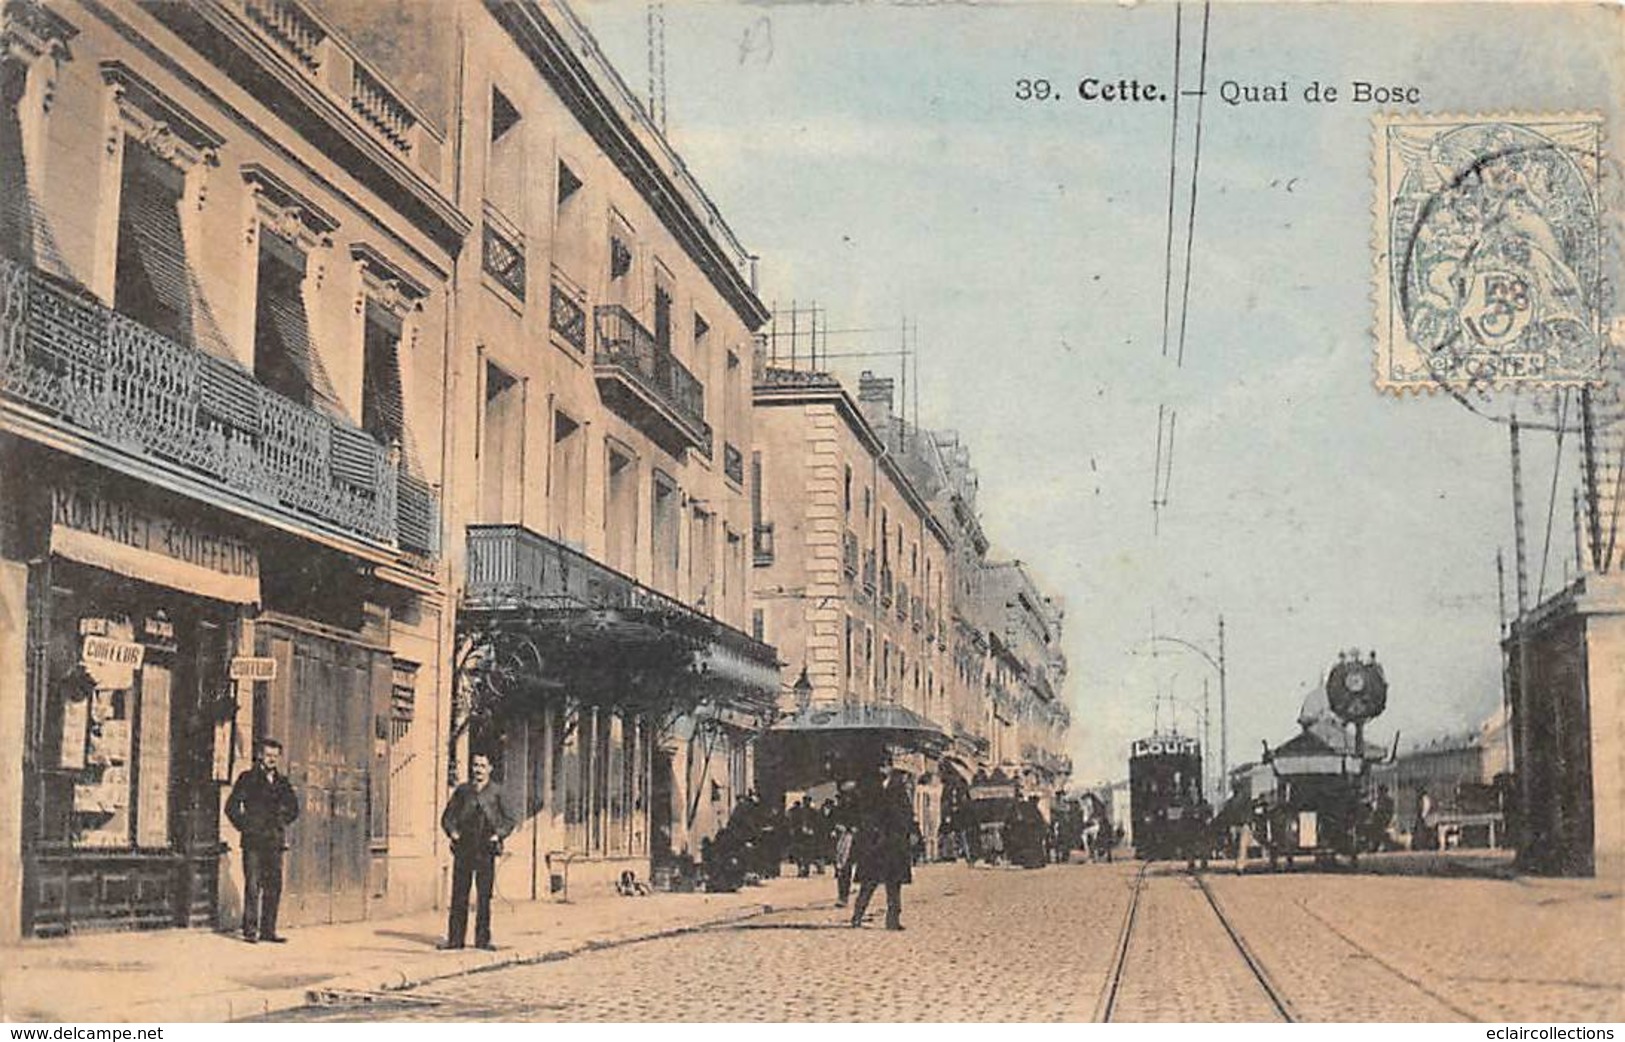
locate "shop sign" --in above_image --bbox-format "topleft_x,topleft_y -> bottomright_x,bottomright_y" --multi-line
81,635 -> 145,689
51,486 -> 261,603
970,783 -> 1018,801
229,657 -> 277,681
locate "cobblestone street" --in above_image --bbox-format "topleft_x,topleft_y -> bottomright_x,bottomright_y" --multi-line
269,860 -> 1625,1022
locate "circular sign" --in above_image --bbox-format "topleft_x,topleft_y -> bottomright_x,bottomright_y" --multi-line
1327,658 -> 1388,723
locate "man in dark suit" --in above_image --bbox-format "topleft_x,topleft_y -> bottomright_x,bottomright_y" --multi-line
850,770 -> 915,931
440,752 -> 515,951
226,738 -> 300,944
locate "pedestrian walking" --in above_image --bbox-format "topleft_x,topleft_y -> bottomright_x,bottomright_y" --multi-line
226,738 -> 300,945
850,770 -> 913,931
1413,787 -> 1437,851
439,752 -> 515,951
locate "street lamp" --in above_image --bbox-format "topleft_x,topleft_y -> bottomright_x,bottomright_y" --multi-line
793,666 -> 813,714
1139,615 -> 1228,801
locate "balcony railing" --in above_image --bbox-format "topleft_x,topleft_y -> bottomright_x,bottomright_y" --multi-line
465,523 -> 775,663
229,0 -> 440,164
842,530 -> 859,579
350,64 -> 413,152
549,279 -> 586,351
723,442 -> 744,486
593,304 -> 711,456
752,521 -> 775,567
482,206 -> 525,301
0,258 -> 437,558
243,0 -> 323,71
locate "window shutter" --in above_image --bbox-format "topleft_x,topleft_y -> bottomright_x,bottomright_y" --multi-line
362,302 -> 404,447
253,238 -> 314,403
115,145 -> 191,343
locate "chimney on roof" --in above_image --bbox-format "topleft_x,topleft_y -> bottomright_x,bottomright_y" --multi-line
858,370 -> 895,410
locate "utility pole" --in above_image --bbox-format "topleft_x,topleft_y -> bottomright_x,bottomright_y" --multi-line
1202,675 -> 1212,804
1217,613 -> 1228,796
1581,387 -> 1604,572
1511,415 -> 1530,616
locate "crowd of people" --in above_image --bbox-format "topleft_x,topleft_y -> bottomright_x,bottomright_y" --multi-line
700,772 -> 921,928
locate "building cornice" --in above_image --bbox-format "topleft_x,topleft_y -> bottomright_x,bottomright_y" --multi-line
486,0 -> 769,331
140,0 -> 469,255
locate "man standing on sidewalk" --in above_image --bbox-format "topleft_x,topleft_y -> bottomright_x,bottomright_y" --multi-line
227,738 -> 300,944
440,752 -> 515,951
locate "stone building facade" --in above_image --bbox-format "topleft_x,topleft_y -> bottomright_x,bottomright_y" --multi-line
0,0 -> 456,938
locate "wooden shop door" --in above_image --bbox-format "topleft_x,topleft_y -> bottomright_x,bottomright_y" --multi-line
258,620 -> 383,925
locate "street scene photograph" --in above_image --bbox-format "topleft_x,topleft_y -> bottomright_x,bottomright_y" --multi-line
0,0 -> 1621,1026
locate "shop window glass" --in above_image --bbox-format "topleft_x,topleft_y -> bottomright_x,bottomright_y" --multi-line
40,591 -> 185,853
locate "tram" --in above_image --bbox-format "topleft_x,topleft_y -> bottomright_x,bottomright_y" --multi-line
1128,734 -> 1207,860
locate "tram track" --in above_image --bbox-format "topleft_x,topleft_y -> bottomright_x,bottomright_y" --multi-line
1097,864 -> 1295,1022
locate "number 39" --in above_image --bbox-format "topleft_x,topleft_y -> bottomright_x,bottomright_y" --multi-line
1015,78 -> 1054,101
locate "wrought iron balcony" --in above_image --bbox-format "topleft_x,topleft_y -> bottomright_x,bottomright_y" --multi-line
593,305 -> 712,456
464,522 -> 775,663
483,205 -> 525,301
549,279 -> 586,352
0,258 -> 438,559
723,441 -> 744,486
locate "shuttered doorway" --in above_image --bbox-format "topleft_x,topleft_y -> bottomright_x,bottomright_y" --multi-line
256,617 -> 388,926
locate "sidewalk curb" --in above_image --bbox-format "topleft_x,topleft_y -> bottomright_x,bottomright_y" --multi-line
274,895 -> 832,1021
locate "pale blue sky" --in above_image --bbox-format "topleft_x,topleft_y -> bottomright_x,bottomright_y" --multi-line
579,1 -> 1624,784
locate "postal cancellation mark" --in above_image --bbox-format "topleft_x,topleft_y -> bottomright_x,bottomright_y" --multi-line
1374,114 -> 1607,393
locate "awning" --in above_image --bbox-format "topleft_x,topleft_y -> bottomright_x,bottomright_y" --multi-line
52,524 -> 260,604
770,702 -> 949,750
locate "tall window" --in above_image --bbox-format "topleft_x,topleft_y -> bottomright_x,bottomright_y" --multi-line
486,87 -> 524,219
690,507 -> 714,611
651,471 -> 679,593
607,213 -> 634,308
653,283 -> 672,352
550,410 -> 584,545
479,361 -> 522,522
361,303 -> 404,447
115,142 -> 191,345
843,464 -> 853,516
604,444 -> 637,573
252,231 -> 314,404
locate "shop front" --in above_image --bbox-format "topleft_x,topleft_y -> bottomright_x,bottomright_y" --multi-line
4,449 -> 430,937
12,469 -> 260,936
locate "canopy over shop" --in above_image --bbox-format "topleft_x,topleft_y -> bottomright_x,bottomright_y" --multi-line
758,701 -> 949,804
454,525 -> 779,871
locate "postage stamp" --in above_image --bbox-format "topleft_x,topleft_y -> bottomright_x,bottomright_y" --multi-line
1374,114 -> 1608,393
